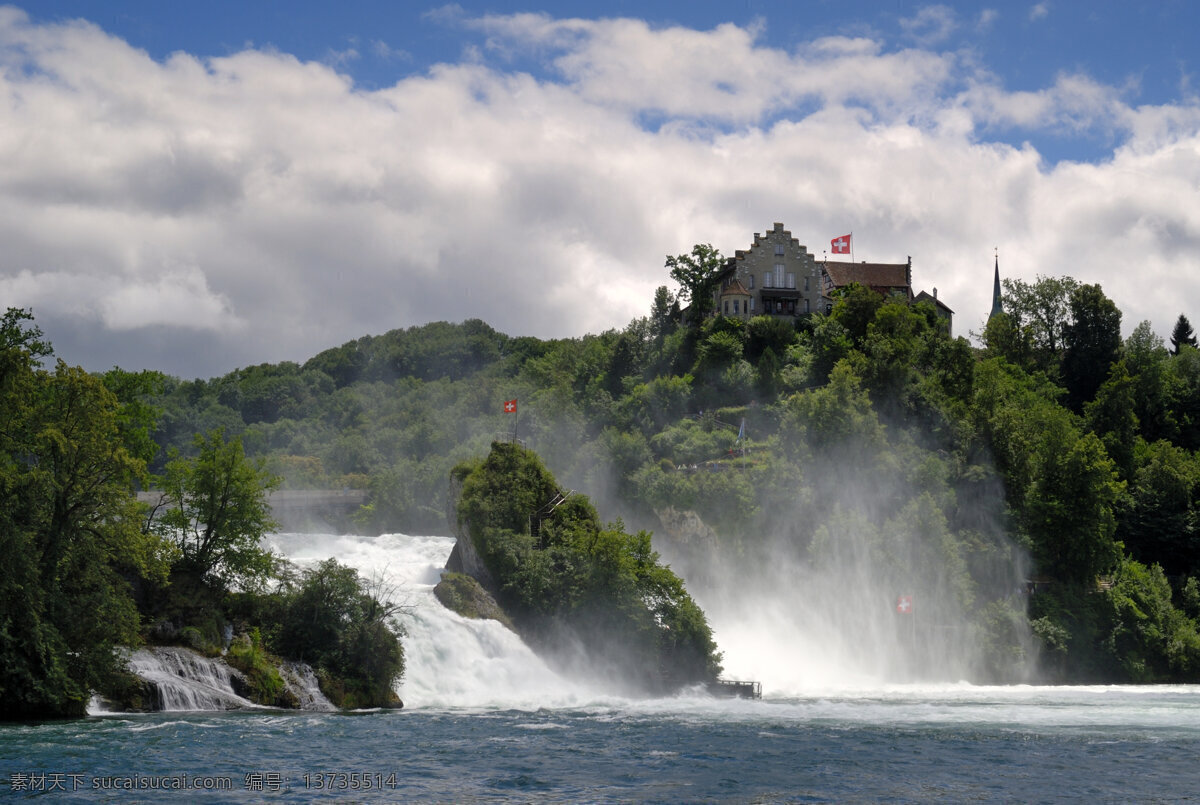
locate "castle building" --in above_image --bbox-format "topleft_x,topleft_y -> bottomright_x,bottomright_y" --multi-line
711,222 -> 821,321
710,222 -> 950,333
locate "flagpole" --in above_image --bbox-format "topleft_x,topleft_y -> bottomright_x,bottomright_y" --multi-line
850,230 -> 854,264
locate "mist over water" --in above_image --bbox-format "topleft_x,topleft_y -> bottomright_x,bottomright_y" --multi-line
654,465 -> 1034,692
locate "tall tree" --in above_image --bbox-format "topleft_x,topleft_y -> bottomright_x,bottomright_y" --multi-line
1001,275 -> 1080,372
1171,314 -> 1198,355
649,285 -> 677,344
665,243 -> 724,326
1,310 -> 170,718
152,428 -> 280,589
1061,283 -> 1122,411
1123,321 -> 1177,443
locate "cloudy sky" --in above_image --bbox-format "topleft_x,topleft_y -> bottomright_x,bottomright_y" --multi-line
2,1 -> 1199,378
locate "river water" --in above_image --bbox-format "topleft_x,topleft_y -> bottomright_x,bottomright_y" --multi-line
4,532 -> 1199,802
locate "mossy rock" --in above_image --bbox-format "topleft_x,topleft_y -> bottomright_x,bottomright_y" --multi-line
96,669 -> 155,712
226,632 -> 296,708
433,572 -> 514,630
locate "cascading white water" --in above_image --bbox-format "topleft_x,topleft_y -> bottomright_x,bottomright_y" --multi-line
279,661 -> 337,711
270,532 -> 594,709
127,647 -> 256,711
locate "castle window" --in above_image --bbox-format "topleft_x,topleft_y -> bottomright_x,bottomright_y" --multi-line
804,299 -> 810,314
774,264 -> 784,288
747,274 -> 754,289
804,276 -> 809,292
787,273 -> 795,289
763,273 -> 772,289
774,244 -> 785,256
734,300 -> 740,315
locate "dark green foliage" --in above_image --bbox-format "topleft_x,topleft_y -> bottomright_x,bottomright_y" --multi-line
745,315 -> 797,364
1116,440 -> 1200,578
666,243 -> 724,325
0,310 -> 171,719
1031,559 -> 1200,682
1062,283 -> 1122,411
828,282 -> 883,346
1001,274 -> 1079,373
1170,314 -> 1198,355
454,443 -> 721,691
151,429 -> 280,588
273,559 -> 405,709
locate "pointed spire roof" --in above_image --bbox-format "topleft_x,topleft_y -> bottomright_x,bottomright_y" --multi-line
990,254 -> 1003,318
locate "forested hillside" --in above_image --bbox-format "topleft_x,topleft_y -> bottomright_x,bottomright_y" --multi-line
137,273 -> 1200,683
7,262 -> 1200,703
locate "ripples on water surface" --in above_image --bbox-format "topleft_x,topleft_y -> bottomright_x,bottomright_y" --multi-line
4,686 -> 1200,802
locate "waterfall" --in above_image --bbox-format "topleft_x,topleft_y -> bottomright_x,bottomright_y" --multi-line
127,647 -> 257,711
271,532 -> 592,709
280,661 -> 336,711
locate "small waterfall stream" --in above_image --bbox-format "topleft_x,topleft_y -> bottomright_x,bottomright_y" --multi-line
127,647 -> 257,711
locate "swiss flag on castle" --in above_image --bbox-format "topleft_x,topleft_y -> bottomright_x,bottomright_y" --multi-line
896,594 -> 913,615
503,399 -> 518,414
831,234 -> 851,254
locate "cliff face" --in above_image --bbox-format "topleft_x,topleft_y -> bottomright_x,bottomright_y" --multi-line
655,506 -> 718,550
444,472 -> 496,591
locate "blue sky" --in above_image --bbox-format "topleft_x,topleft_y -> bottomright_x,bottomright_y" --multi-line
4,1 -> 1200,376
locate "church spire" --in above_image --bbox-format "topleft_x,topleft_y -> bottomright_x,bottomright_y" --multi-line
990,252 -> 1003,318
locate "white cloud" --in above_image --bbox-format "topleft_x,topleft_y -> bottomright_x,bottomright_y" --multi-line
1029,3 -> 1050,22
98,266 -> 242,332
900,5 -> 958,45
0,7 -> 1198,377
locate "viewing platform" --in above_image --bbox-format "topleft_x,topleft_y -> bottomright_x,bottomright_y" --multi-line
707,679 -> 762,699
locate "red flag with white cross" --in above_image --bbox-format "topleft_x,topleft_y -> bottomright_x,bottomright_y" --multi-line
503,399 -> 517,414
896,594 -> 913,614
831,234 -> 851,254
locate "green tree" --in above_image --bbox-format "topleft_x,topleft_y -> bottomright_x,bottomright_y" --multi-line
152,428 -> 280,589
828,282 -> 883,347
666,243 -> 724,326
275,558 -> 405,708
981,311 -> 1035,372
1117,440 -> 1200,578
1024,427 -> 1123,585
1002,275 -> 1080,371
1084,361 -> 1138,481
1099,558 -> 1200,681
1171,314 -> 1198,355
454,443 -> 721,691
0,310 -> 170,718
649,285 -> 678,344
1061,283 -> 1122,411
1123,321 -> 1177,443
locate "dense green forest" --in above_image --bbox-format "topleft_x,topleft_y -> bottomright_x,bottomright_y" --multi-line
6,257 -> 1200,716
